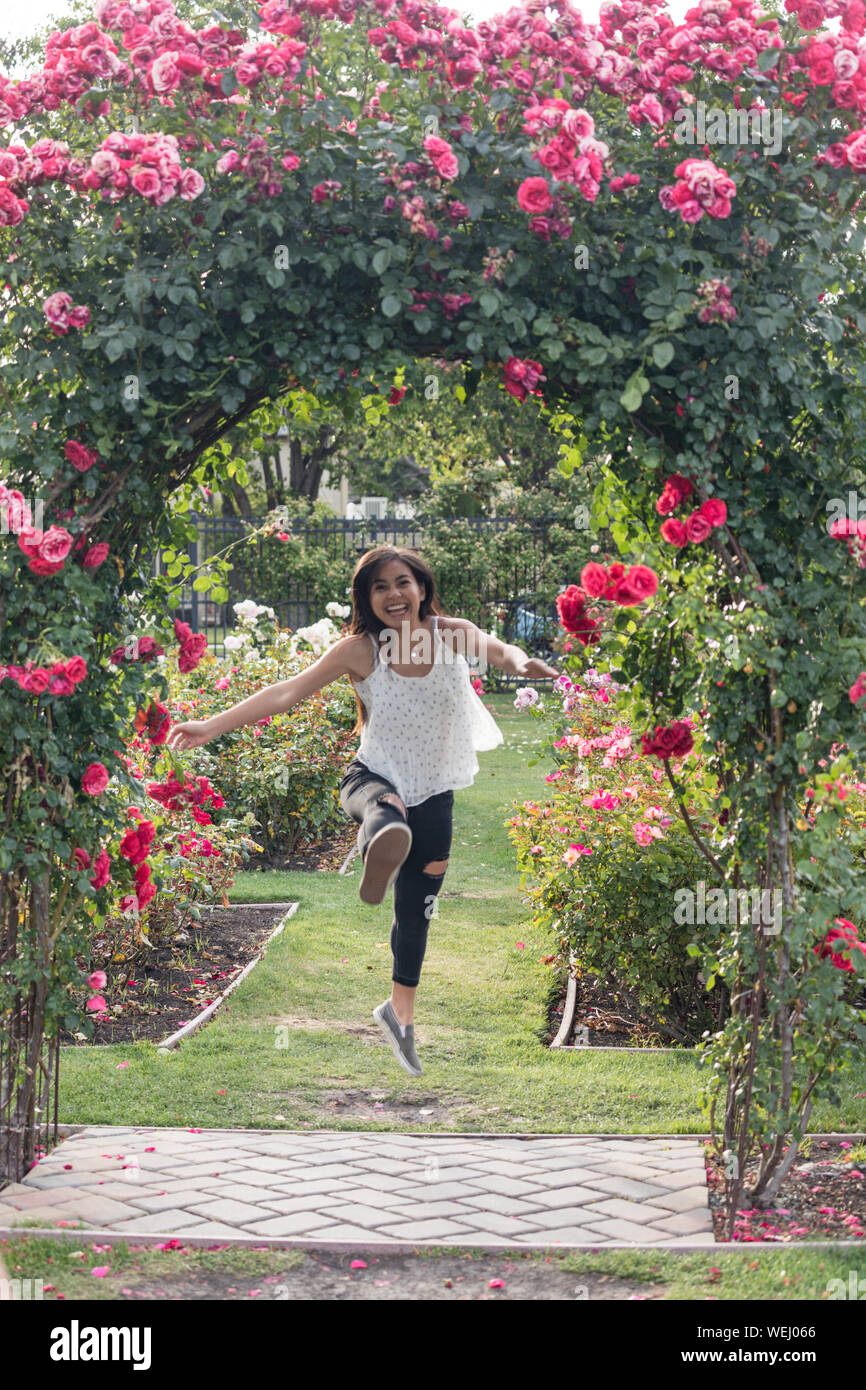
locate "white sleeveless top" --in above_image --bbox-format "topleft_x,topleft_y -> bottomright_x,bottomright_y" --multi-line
352,616 -> 504,806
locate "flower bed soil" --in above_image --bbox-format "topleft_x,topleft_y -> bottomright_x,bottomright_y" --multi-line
705,1139 -> 866,1242
60,902 -> 290,1047
546,972 -> 696,1048
61,824 -> 361,1048
252,821 -> 358,873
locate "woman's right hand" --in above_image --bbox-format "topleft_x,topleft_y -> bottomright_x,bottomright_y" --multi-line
166,720 -> 214,751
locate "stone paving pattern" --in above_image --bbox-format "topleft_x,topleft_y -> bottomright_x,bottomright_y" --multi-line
0,1128 -> 715,1247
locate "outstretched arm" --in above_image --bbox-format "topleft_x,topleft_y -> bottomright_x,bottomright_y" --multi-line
439,617 -> 558,679
166,635 -> 361,750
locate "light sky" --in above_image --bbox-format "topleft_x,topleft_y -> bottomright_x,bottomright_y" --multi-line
0,0 -> 692,43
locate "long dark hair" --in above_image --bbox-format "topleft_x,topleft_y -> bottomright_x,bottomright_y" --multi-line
346,547 -> 444,737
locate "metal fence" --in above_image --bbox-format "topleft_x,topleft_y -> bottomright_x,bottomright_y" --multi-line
148,512 -> 569,680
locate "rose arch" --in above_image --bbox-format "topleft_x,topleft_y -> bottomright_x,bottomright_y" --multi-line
2,0 -> 866,1230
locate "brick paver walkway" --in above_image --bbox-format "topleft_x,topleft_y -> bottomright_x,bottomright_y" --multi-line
0,1127 -> 714,1247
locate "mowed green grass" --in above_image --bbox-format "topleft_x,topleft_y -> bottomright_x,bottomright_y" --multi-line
56,694 -> 866,1135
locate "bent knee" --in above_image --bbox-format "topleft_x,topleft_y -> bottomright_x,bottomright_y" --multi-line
379,792 -> 407,819
423,857 -> 449,877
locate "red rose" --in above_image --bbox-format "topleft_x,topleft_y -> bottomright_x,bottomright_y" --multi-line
556,584 -> 588,632
642,720 -> 694,759
580,563 -> 609,598
611,564 -> 659,607
64,440 -> 98,472
574,617 -> 601,646
178,633 -> 208,673
655,473 -> 693,515
83,543 -> 110,569
698,498 -> 727,528
64,656 -> 88,683
660,518 -> 688,547
685,511 -> 713,543
81,762 -> 109,795
599,562 -> 626,599
89,848 -> 111,889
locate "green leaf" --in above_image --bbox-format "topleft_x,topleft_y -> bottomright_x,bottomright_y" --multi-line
653,340 -> 674,368
479,292 -> 499,317
757,47 -> 782,70
381,294 -> 401,317
372,248 -> 391,275
221,71 -> 238,96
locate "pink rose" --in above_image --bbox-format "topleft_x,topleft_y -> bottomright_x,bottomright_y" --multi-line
131,167 -> 161,197
65,656 -> 87,683
179,168 -> 205,200
81,762 -> 109,795
43,291 -> 72,327
845,131 -> 866,170
38,526 -> 73,563
517,176 -> 553,214
432,152 -> 459,179
850,672 -> 866,705
19,668 -> 51,694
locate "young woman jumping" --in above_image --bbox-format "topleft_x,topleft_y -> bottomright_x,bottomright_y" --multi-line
167,546 -> 558,1076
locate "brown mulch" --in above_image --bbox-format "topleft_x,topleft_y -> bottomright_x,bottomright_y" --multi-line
60,903 -> 290,1047
705,1138 -> 866,1242
254,822 -> 358,873
61,822 -> 360,1048
546,972 -> 692,1048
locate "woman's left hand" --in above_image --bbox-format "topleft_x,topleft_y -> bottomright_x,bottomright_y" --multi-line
517,658 -> 559,680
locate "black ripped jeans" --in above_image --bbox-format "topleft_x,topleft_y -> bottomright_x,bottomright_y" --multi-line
338,758 -> 454,988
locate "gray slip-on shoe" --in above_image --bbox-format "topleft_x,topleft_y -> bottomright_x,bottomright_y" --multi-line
358,821 -> 412,905
373,999 -> 423,1076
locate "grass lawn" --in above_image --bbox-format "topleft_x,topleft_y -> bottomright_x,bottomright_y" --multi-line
2,1230 -> 861,1302
56,693 -> 866,1135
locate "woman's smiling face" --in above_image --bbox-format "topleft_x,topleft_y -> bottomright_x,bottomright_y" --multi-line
369,558 -> 426,630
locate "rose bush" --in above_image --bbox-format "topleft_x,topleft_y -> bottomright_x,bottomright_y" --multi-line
508,671 -> 726,1042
